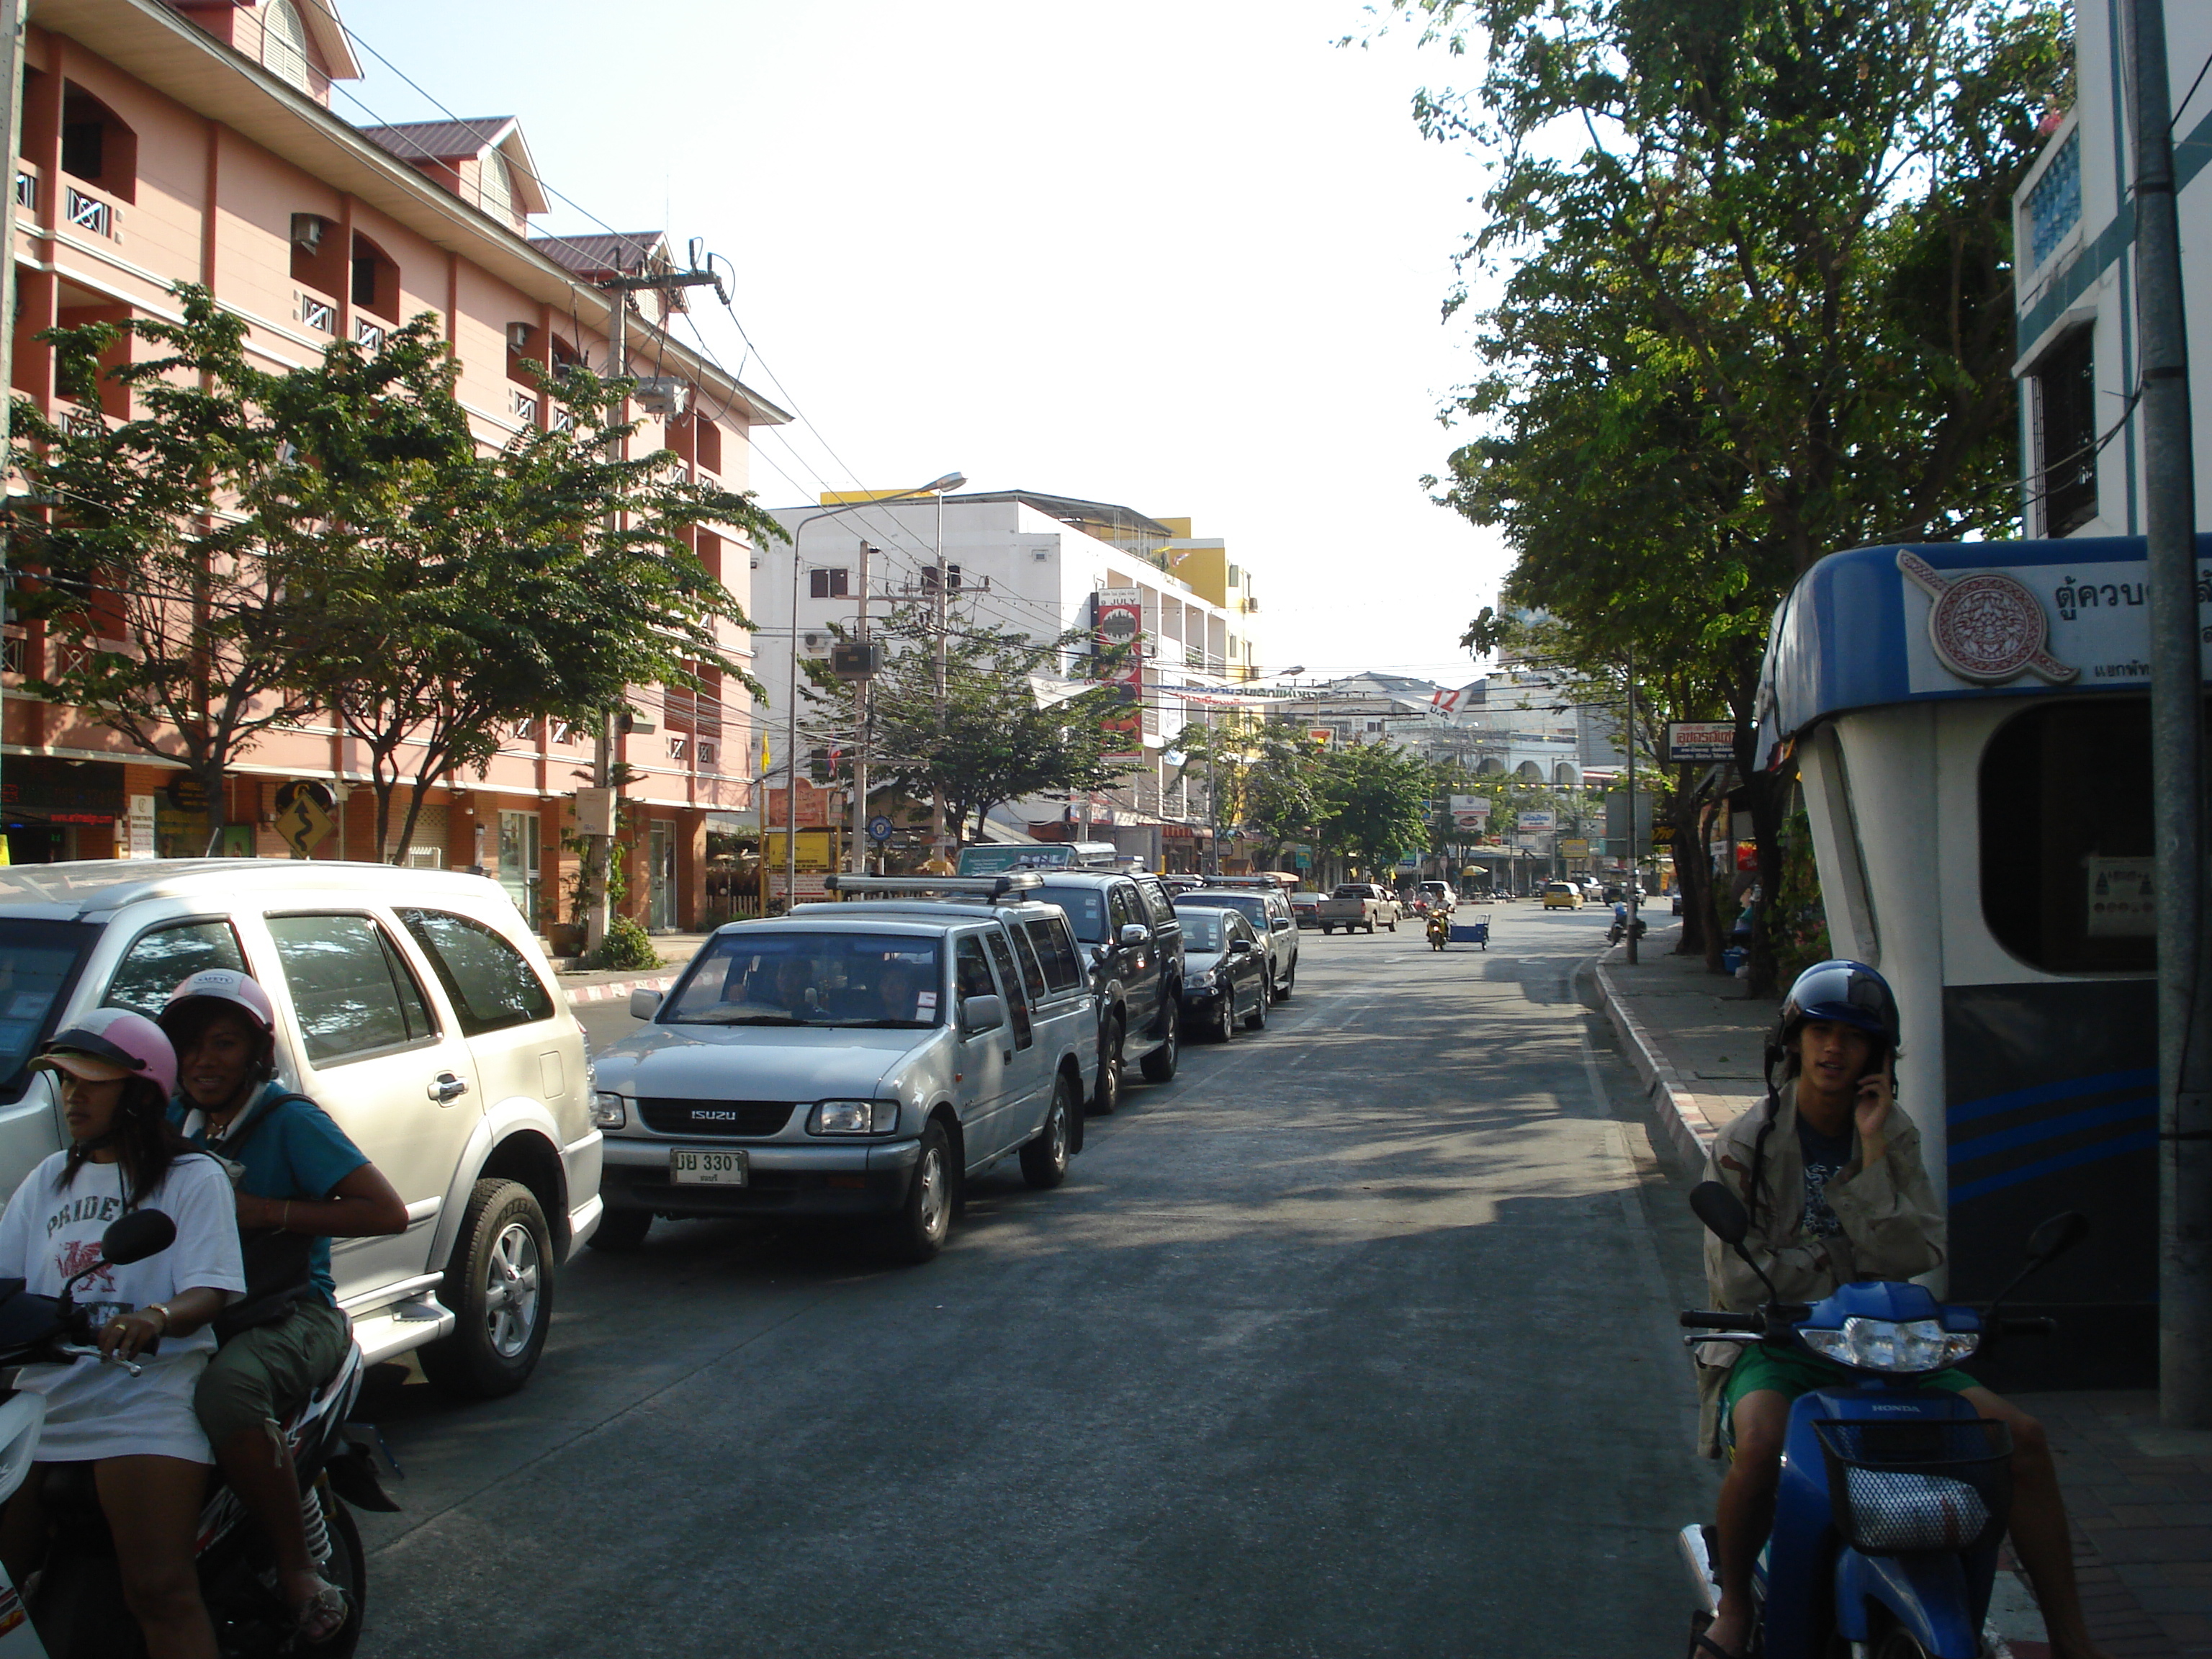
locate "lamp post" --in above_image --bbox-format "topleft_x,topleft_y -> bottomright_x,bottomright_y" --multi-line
778,474 -> 963,908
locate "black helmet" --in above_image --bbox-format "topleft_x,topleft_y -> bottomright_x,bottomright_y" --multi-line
1779,960 -> 1900,1051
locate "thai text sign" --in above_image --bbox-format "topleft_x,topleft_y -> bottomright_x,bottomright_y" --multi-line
1668,721 -> 1737,761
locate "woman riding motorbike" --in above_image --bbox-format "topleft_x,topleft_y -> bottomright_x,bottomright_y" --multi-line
159,972 -> 407,1646
0,1010 -> 245,1659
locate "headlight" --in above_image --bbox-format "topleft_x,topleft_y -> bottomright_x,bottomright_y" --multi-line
590,1092 -> 627,1130
809,1099 -> 898,1136
1188,970 -> 1216,991
1800,1317 -> 1979,1374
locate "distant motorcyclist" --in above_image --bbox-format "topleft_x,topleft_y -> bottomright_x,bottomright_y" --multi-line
1692,961 -> 2110,1659
161,973 -> 407,1646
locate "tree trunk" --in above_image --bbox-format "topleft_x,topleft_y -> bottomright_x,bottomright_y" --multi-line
194,759 -> 230,856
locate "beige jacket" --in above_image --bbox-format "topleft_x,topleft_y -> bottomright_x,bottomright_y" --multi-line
1692,1079 -> 1946,1457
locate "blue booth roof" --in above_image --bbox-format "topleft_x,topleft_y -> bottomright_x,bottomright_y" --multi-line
1755,535 -> 2212,765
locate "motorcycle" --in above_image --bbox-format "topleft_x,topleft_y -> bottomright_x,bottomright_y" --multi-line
1677,1180 -> 2086,1659
1608,904 -> 1650,945
0,1210 -> 400,1658
1426,914 -> 1450,951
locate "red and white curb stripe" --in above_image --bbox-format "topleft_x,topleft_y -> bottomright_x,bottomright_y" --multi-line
562,971 -> 680,1007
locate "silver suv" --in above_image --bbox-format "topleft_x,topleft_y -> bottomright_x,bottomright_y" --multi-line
0,860 -> 601,1397
590,875 -> 1096,1262
1173,886 -> 1299,1000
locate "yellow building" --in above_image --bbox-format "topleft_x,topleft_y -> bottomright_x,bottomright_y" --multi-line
1158,521 -> 1262,682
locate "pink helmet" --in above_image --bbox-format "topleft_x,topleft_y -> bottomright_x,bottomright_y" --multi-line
158,970 -> 277,1042
32,1007 -> 180,1099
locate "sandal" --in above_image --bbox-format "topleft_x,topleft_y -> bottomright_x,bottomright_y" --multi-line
292,1578 -> 349,1645
1693,1634 -> 1747,1659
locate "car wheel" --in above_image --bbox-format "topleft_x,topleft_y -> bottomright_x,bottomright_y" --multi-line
1092,1015 -> 1125,1114
1320,925 -> 1332,935
884,1120 -> 953,1263
419,1179 -> 553,1400
1020,1073 -> 1078,1190
1244,981 -> 1269,1032
1213,994 -> 1235,1043
1388,916 -> 1398,931
1274,961 -> 1294,1001
1140,1008 -> 1180,1082
1364,919 -> 1376,934
588,1207 -> 652,1253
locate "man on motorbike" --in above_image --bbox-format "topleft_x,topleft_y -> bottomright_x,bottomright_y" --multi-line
0,1010 -> 245,1659
159,973 -> 407,1646
1695,960 -> 2111,1659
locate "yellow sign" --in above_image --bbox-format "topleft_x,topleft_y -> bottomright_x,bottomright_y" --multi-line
274,794 -> 334,858
1560,838 -> 1590,857
763,830 -> 836,873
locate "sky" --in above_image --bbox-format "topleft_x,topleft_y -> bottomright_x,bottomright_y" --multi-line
340,0 -> 1514,688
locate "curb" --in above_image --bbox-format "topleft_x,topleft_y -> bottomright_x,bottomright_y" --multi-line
1592,953 -> 1718,1169
562,971 -> 680,1007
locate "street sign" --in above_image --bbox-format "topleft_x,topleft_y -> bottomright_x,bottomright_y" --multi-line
867,815 -> 894,843
1560,837 -> 1590,857
273,792 -> 333,858
273,779 -> 335,815
575,786 -> 616,838
1668,721 -> 1736,762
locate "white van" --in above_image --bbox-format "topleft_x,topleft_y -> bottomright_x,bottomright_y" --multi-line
0,860 -> 600,1397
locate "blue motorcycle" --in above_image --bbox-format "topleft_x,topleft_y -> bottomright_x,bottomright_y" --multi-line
1677,1180 -> 2086,1659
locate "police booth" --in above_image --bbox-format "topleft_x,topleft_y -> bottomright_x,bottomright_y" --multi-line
1757,534 -> 2210,1388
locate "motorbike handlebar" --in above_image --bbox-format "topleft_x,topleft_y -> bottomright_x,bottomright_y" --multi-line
1679,1310 -> 1758,1331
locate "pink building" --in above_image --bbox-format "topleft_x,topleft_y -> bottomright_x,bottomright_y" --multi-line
0,0 -> 787,934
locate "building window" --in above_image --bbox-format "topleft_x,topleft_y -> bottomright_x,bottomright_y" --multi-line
476,149 -> 513,222
59,82 -> 135,204
2033,326 -> 2097,536
260,0 -> 313,91
2025,129 -> 2081,269
809,567 -> 849,599
351,232 -> 398,318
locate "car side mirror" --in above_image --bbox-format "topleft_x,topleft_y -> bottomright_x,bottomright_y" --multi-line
1227,938 -> 1251,955
1689,1180 -> 1750,1246
102,1209 -> 176,1267
629,988 -> 662,1020
958,994 -> 1004,1034
1118,923 -> 1150,950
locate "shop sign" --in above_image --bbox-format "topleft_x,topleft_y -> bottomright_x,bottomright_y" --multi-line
127,795 -> 156,859
165,774 -> 210,813
1560,838 -> 1590,856
1519,809 -> 1556,832
1668,721 -> 1736,762
1,757 -> 125,823
768,871 -> 830,904
763,830 -> 836,872
761,784 -> 832,830
1449,793 -> 1491,831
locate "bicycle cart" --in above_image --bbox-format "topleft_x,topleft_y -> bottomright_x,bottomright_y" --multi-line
1449,912 -> 1491,950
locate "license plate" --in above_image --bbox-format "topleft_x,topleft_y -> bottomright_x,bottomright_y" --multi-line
670,1148 -> 749,1187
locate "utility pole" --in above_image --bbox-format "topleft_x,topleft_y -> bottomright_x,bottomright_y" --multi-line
0,0 -> 23,866
848,541 -> 876,874
1624,648 -> 1640,966
930,488 -> 950,866
585,258 -> 721,956
2128,0 -> 2212,1429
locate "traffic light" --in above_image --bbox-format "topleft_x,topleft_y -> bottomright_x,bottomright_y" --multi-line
808,747 -> 831,783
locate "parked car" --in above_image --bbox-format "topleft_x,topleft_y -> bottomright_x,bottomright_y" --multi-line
1316,884 -> 1398,935
1172,886 -> 1299,999
1542,881 -> 1585,909
1175,908 -> 1270,1041
0,859 -> 598,1397
1028,870 -> 1185,1112
593,878 -> 1095,1262
1290,891 -> 1323,928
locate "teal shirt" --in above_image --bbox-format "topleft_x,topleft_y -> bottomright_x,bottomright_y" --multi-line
170,1082 -> 367,1305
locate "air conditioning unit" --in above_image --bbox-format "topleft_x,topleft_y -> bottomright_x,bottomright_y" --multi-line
289,213 -> 328,255
506,321 -> 534,354
798,630 -> 835,659
631,377 -> 691,418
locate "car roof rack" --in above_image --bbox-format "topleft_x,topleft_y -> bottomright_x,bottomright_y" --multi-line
822,872 -> 1043,902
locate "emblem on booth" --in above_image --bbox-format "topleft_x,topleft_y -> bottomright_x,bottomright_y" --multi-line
1897,549 -> 2077,685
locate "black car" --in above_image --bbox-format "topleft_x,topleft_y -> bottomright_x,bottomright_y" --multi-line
1172,886 -> 1298,1000
1030,871 -> 1186,1114
1174,907 -> 1269,1042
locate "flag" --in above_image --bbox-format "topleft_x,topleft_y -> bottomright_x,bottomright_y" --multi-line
758,727 -> 770,780
1430,686 -> 1462,715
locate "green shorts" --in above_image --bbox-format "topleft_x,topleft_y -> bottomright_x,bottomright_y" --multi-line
1722,1343 -> 1977,1437
195,1298 -> 351,1447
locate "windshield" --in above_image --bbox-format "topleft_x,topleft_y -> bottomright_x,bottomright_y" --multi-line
1177,910 -> 1227,950
1034,884 -> 1107,944
0,921 -> 98,1106
1179,894 -> 1264,925
660,933 -> 944,1028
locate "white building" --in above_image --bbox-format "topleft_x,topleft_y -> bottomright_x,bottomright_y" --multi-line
1274,670 -> 1588,783
757,490 -> 1262,867
2013,1 -> 2212,537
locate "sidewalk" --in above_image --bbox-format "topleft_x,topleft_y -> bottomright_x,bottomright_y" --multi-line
1594,925 -> 2212,1658
550,931 -> 711,1007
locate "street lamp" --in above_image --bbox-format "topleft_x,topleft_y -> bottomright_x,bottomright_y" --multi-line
777,473 -> 963,908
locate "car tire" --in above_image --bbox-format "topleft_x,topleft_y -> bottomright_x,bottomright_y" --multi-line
1274,961 -> 1294,1001
1021,1074 -> 1078,1190
884,1120 -> 953,1264
1388,917 -> 1398,931
1213,995 -> 1235,1043
588,1207 -> 652,1253
1244,983 -> 1269,1032
1320,925 -> 1332,935
1140,1010 -> 1180,1082
420,1178 -> 554,1400
1092,1015 -> 1125,1114
1364,918 -> 1376,934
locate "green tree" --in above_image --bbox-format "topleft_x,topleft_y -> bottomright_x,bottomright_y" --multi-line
1398,0 -> 2069,989
807,613 -> 1135,846
298,342 -> 775,860
1313,742 -> 1434,878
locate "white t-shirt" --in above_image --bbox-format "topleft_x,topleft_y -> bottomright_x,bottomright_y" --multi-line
0,1151 -> 245,1464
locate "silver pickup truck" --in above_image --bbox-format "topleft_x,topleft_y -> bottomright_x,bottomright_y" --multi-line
1315,883 -> 1400,935
590,876 -> 1095,1263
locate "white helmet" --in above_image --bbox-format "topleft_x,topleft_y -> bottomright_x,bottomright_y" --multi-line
158,970 -> 276,1041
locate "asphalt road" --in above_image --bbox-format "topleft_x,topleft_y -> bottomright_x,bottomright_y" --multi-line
351,902 -> 1714,1658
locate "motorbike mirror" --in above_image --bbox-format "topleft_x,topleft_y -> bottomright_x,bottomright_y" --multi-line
100,1209 -> 176,1267
1689,1181 -> 1750,1246
2026,1210 -> 2090,1266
